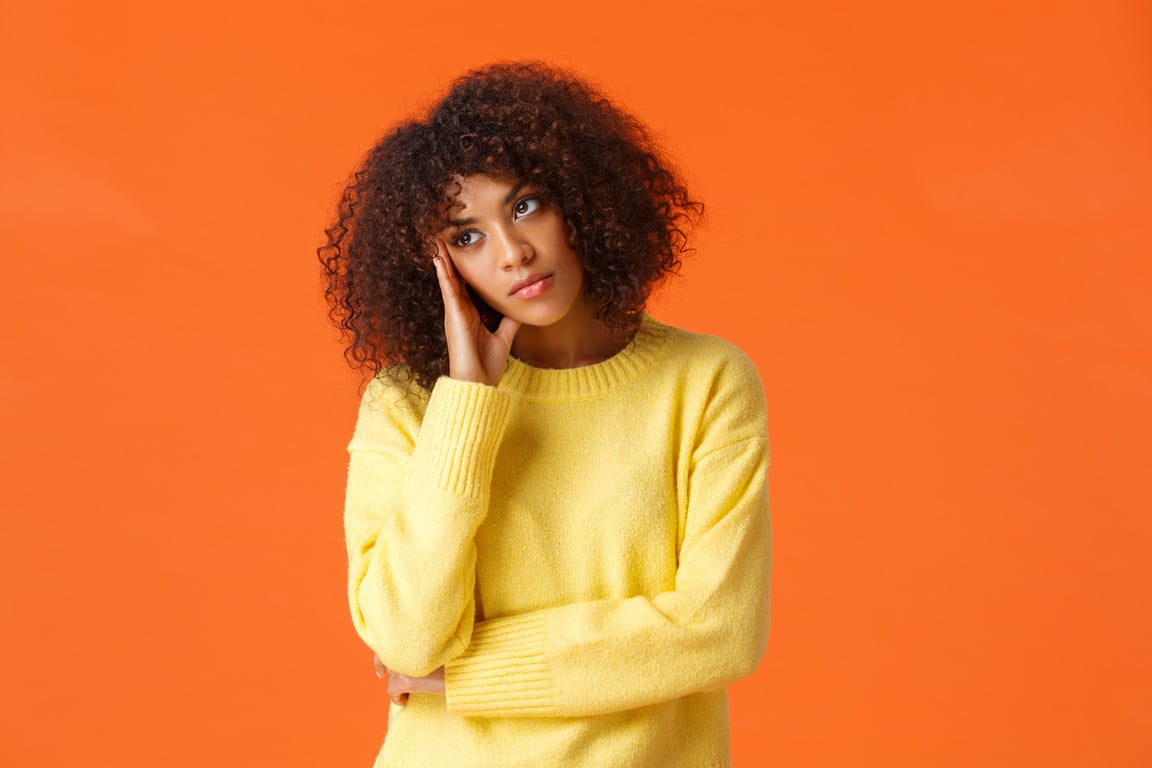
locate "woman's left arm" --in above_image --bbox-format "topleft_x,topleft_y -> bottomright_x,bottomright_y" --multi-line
441,384 -> 771,718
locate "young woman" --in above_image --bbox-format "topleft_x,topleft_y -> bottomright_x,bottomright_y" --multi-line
320,61 -> 771,767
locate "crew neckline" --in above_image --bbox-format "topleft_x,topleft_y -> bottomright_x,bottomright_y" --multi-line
498,314 -> 670,401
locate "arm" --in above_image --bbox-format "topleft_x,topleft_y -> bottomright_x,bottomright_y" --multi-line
444,360 -> 772,717
347,239 -> 521,676
345,374 -> 514,676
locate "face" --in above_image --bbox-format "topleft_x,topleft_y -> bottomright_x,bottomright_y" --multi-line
437,174 -> 585,328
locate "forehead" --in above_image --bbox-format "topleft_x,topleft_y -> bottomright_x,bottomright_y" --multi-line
438,174 -> 531,228
443,173 -> 520,208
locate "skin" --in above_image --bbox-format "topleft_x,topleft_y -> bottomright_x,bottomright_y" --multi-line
437,174 -> 629,373
378,173 -> 631,705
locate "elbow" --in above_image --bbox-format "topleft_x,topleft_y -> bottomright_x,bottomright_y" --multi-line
696,628 -> 765,691
731,634 -> 767,681
358,619 -> 467,677
351,590 -> 472,677
737,605 -> 772,680
349,566 -> 473,676
377,642 -> 463,678
717,613 -> 769,684
729,572 -> 772,681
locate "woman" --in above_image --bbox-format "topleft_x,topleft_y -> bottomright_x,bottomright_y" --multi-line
320,61 -> 771,767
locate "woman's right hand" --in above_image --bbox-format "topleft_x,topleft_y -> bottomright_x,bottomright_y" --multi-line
431,238 -> 521,385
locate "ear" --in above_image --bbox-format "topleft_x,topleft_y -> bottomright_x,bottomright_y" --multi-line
566,220 -> 579,248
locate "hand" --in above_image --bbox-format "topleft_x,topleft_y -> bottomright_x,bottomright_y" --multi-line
373,653 -> 445,706
431,238 -> 520,385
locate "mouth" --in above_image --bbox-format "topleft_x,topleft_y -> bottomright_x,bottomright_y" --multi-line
508,273 -> 554,298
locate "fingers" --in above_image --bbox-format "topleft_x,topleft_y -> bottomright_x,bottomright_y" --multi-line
383,667 -> 447,707
386,672 -> 411,707
431,238 -> 518,344
374,654 -> 407,706
432,237 -> 482,338
431,238 -> 464,306
430,237 -> 516,385
494,314 -> 521,349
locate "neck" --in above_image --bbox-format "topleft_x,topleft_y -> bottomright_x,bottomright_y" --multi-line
510,300 -> 633,369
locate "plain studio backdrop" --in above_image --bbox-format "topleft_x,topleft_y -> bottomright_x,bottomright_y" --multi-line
1,1 -> 1149,765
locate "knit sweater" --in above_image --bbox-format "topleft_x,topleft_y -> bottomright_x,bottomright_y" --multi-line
344,315 -> 771,767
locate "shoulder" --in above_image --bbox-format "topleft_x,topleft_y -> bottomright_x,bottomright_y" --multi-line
651,318 -> 765,392
645,318 -> 769,449
348,368 -> 431,453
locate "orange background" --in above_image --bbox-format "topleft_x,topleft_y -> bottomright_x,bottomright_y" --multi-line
3,0 -> 1150,765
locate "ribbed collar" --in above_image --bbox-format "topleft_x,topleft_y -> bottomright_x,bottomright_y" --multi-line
498,314 -> 670,401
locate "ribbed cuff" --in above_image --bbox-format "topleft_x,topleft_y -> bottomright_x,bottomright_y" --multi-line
407,378 -> 514,499
445,613 -> 553,716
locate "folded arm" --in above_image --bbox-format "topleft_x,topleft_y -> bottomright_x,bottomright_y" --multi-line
444,435 -> 772,717
345,375 -> 514,676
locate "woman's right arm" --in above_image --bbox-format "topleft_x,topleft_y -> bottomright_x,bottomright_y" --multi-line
346,240 -> 520,677
345,374 -> 513,677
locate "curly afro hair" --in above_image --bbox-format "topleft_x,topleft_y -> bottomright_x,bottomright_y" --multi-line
319,61 -> 703,391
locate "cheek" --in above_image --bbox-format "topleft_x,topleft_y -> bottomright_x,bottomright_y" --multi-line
448,256 -> 479,285
454,263 -> 502,304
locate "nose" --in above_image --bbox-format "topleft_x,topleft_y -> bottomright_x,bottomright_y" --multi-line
493,226 -> 533,270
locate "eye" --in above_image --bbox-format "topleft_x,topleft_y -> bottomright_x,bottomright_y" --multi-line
452,230 -> 483,248
513,196 -> 543,219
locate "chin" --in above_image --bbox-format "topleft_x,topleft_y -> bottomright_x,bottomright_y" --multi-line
509,300 -> 579,327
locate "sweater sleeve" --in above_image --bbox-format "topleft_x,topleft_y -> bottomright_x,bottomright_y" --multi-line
344,374 -> 514,676
444,357 -> 771,717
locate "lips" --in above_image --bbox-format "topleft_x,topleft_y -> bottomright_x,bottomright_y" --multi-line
508,273 -> 553,298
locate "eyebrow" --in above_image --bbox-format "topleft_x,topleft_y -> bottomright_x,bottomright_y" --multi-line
503,179 -> 530,204
443,179 -> 533,228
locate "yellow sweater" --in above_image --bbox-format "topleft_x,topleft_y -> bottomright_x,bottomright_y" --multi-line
345,315 -> 771,767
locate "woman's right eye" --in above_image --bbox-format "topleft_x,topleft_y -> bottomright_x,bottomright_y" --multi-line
453,230 -> 481,248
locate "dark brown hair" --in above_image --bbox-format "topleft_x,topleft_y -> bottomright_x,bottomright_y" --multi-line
319,61 -> 702,391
